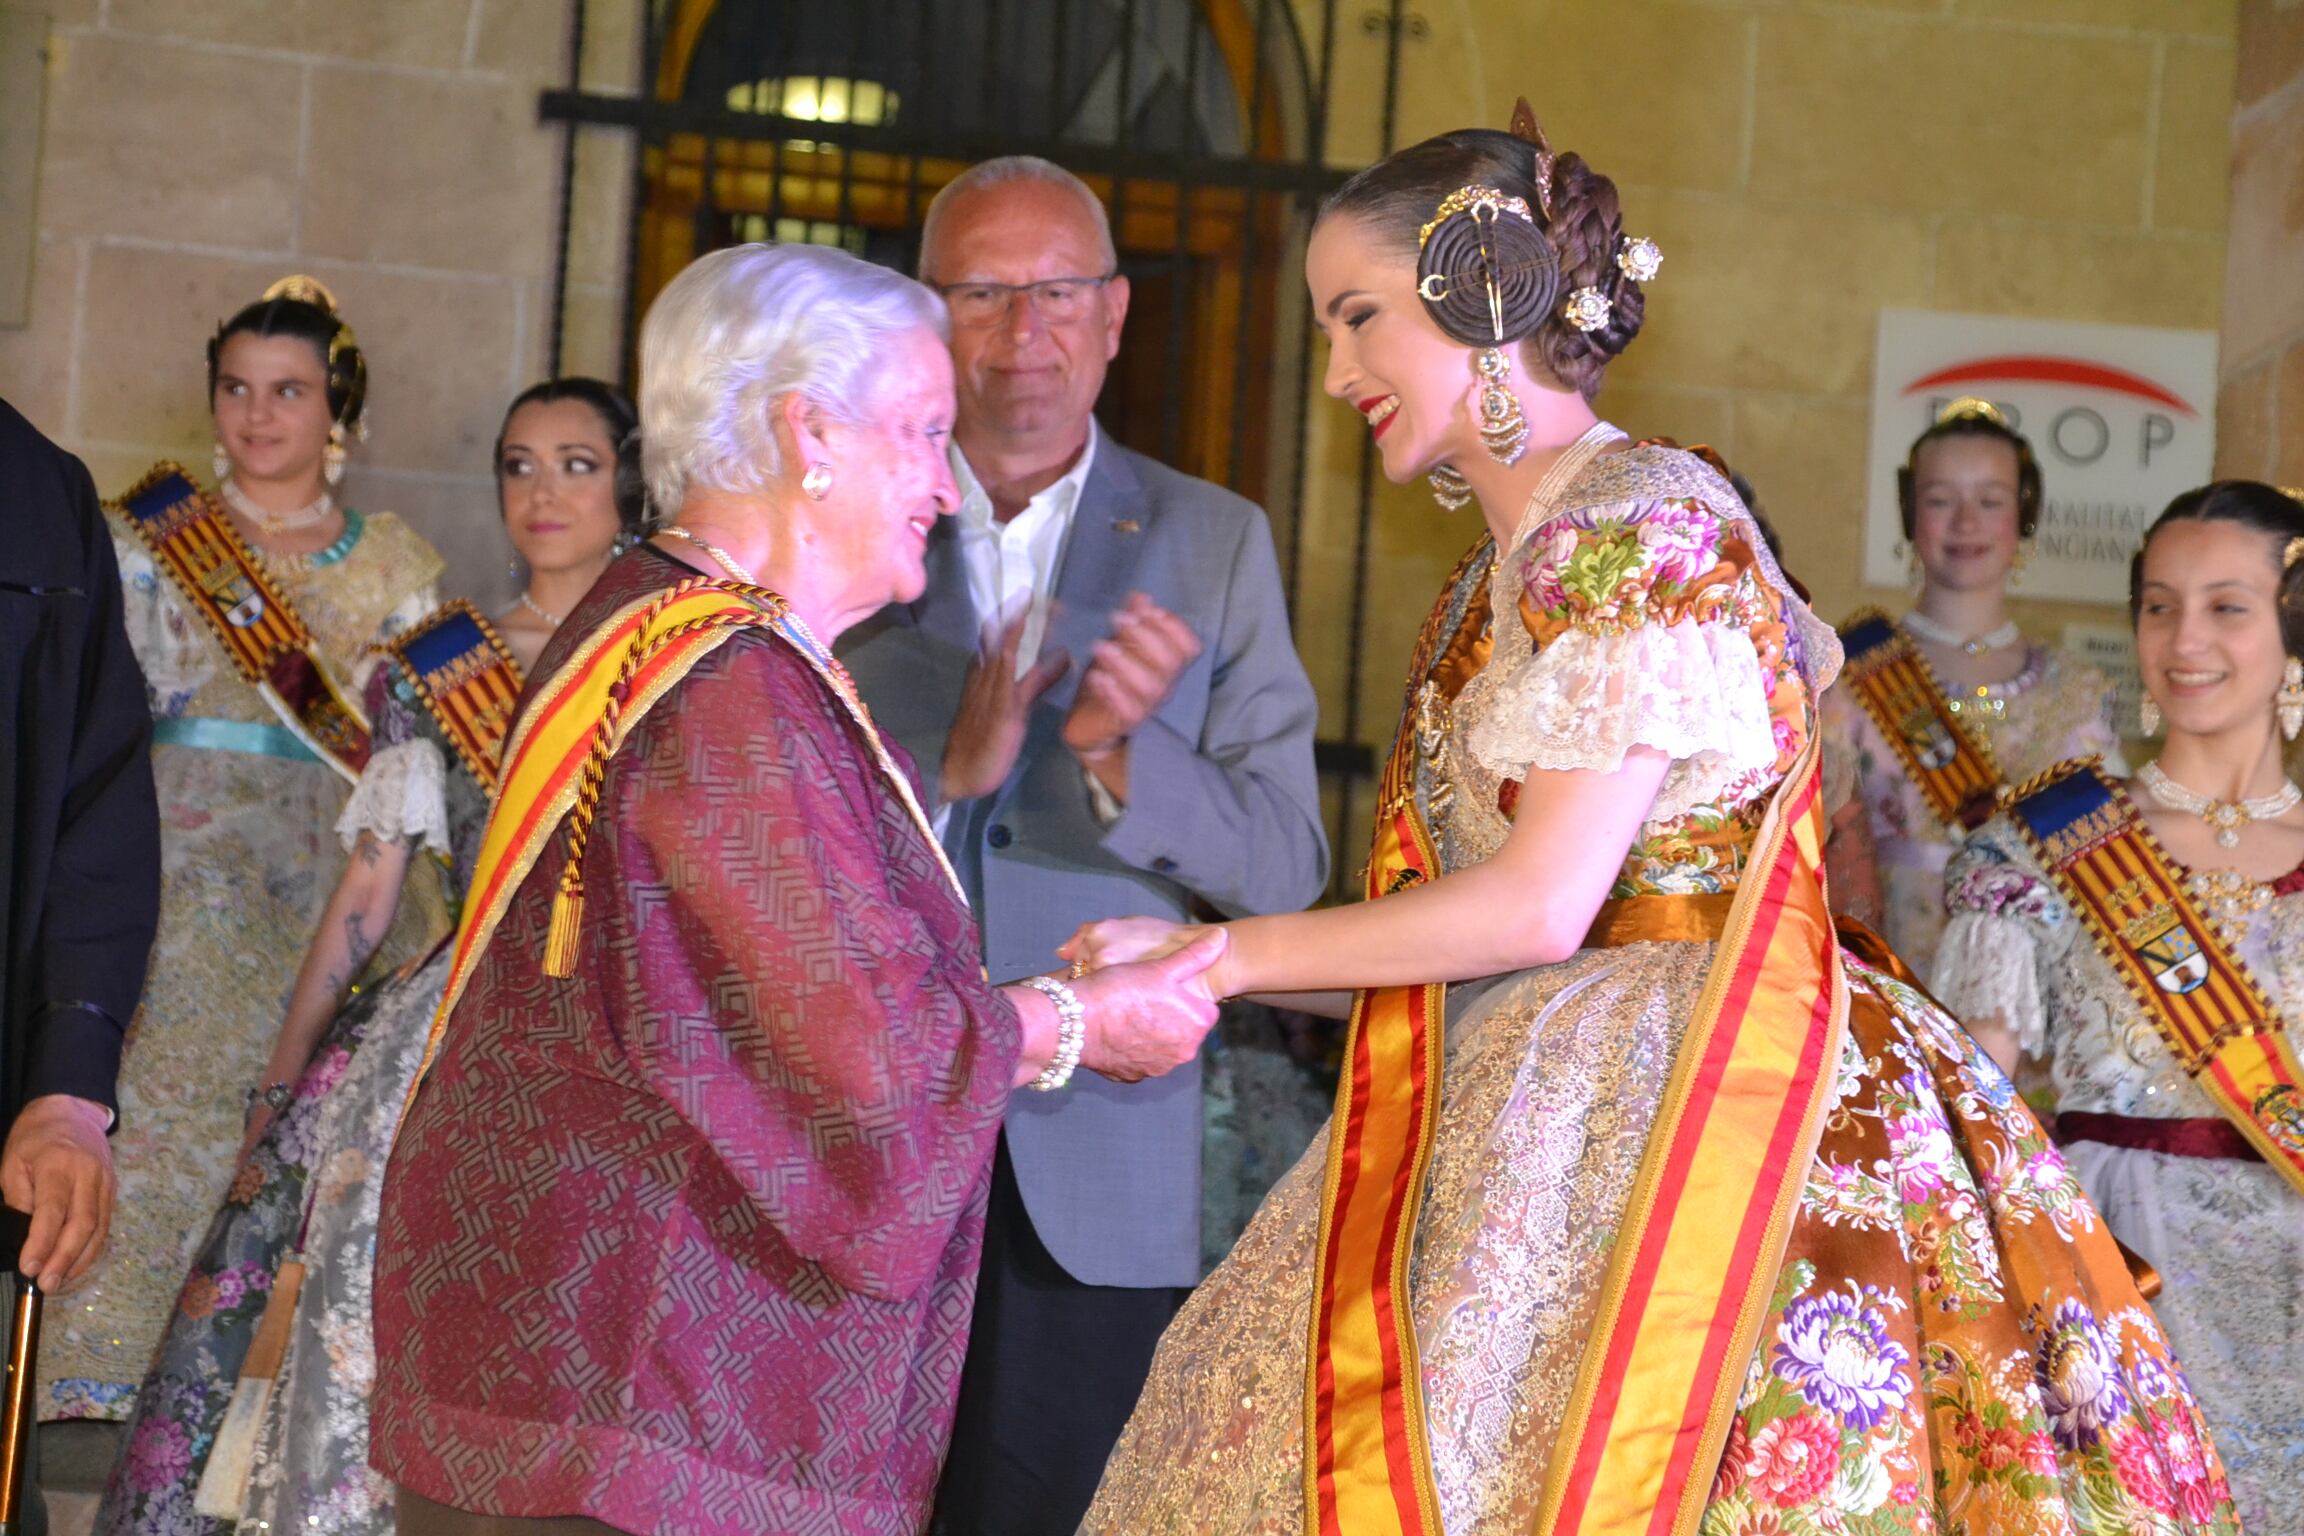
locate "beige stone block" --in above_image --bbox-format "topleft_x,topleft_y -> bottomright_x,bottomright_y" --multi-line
565,125 -> 634,292
1464,1 -> 1751,194
1603,193 -> 1935,396
1953,0 -> 2236,33
73,246 -> 290,453
0,240 -> 82,437
39,34 -> 303,248
104,0 -> 476,70
2212,358 -> 2274,476
2154,41 -> 2239,232
313,268 -> 525,476
2277,342 -> 2304,485
345,468 -> 513,608
302,67 -> 557,278
475,0 -> 641,91
2219,94 -> 2304,369
1592,384 -> 1737,457
1752,13 -> 2155,222
2236,0 -> 2304,108
1731,392 -> 1875,619
553,282 -> 626,382
1933,221 -> 2224,328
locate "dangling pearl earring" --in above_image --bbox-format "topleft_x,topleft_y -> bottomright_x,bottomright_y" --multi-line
323,423 -> 348,487
212,441 -> 233,485
2280,655 -> 2304,742
2140,696 -> 2162,737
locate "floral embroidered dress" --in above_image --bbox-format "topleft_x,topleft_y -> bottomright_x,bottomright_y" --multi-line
1821,637 -> 2122,981
1936,805 -> 2304,1534
1082,443 -> 2237,1536
95,634 -> 490,1535
42,507 -> 444,1425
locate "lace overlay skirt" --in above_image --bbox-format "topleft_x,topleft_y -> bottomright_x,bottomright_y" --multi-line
1084,950 -> 2242,1536
1084,941 -> 1706,1535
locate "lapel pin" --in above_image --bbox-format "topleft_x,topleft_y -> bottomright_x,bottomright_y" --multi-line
1111,518 -> 1142,534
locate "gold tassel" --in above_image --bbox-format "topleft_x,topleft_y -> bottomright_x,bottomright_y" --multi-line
542,872 -> 584,978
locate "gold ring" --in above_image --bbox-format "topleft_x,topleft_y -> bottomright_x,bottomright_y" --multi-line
1069,956 -> 1089,981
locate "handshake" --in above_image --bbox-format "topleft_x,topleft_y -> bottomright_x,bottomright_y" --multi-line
1005,919 -> 1236,1088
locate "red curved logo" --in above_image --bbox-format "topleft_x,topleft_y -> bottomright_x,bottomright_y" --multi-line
1903,355 -> 2195,415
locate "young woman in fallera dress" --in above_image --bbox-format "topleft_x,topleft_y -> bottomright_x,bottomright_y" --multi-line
1069,110 -> 2239,1536
1822,405 -> 2124,983
95,380 -> 642,1536
43,278 -> 445,1426
1936,481 -> 2304,1536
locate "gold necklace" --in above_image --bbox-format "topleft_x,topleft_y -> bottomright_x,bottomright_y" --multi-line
658,524 -> 757,585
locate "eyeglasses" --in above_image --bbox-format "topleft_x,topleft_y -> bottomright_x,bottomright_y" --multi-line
934,273 -> 1117,328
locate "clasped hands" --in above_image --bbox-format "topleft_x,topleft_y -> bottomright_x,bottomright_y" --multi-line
1046,927 -> 1229,1084
940,592 -> 1203,804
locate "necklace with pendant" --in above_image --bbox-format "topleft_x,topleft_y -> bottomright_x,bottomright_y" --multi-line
1901,609 -> 2022,656
2137,759 -> 2303,849
221,477 -> 334,533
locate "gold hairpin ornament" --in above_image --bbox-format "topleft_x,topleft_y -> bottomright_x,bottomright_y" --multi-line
1937,396 -> 2010,427
1417,188 -> 1534,252
2284,534 -> 2304,572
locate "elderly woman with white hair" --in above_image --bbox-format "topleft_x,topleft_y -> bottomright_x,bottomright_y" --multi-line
367,244 -> 1227,1536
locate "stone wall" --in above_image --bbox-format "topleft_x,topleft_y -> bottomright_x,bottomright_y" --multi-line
2217,0 -> 2304,482
0,0 -> 638,613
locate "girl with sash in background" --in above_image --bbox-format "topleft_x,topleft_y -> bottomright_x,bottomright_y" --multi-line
94,380 -> 642,1536
42,278 -> 445,1427
1937,481 -> 2304,1535
1823,402 -> 2123,982
1071,110 -> 2233,1536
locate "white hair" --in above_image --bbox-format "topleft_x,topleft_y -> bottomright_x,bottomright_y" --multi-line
917,156 -> 1117,279
638,243 -> 949,513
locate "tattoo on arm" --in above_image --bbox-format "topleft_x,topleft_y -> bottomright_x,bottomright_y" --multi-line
357,831 -> 385,868
342,910 -> 379,987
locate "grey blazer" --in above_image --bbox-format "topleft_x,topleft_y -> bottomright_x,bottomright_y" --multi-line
838,440 -> 1327,1287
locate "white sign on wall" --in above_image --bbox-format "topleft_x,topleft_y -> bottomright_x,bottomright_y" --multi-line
1865,309 -> 2219,606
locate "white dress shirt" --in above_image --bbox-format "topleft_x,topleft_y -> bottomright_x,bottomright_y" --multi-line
950,421 -> 1099,677
938,422 -> 1123,826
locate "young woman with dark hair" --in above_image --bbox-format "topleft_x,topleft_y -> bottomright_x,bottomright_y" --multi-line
42,278 -> 446,1428
94,381 -> 638,1536
1939,482 -> 2304,1535
1072,113 -> 2238,1536
1821,403 -> 2124,981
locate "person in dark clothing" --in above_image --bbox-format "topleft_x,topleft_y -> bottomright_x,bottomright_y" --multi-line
0,395 -> 158,1295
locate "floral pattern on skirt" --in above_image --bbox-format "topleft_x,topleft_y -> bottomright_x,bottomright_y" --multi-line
94,964 -> 404,1535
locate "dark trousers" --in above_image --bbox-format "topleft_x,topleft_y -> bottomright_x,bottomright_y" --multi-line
930,1137 -> 1189,1536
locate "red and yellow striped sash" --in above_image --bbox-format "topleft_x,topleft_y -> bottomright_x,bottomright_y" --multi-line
1534,741 -> 1846,1536
1838,609 -> 2000,830
1305,538 -> 1845,1536
2006,761 -> 2304,1193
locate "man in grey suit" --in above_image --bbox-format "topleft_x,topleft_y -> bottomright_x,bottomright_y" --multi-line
839,158 -> 1327,1535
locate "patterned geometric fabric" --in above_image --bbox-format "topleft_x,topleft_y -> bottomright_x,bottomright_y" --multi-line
373,553 -> 1021,1536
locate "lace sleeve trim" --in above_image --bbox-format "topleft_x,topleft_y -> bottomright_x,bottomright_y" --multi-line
335,737 -> 450,854
1463,613 -> 1779,823
1932,911 -> 2047,1057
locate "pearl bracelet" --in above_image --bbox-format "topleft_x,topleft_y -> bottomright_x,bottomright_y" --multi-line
1021,974 -> 1086,1092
